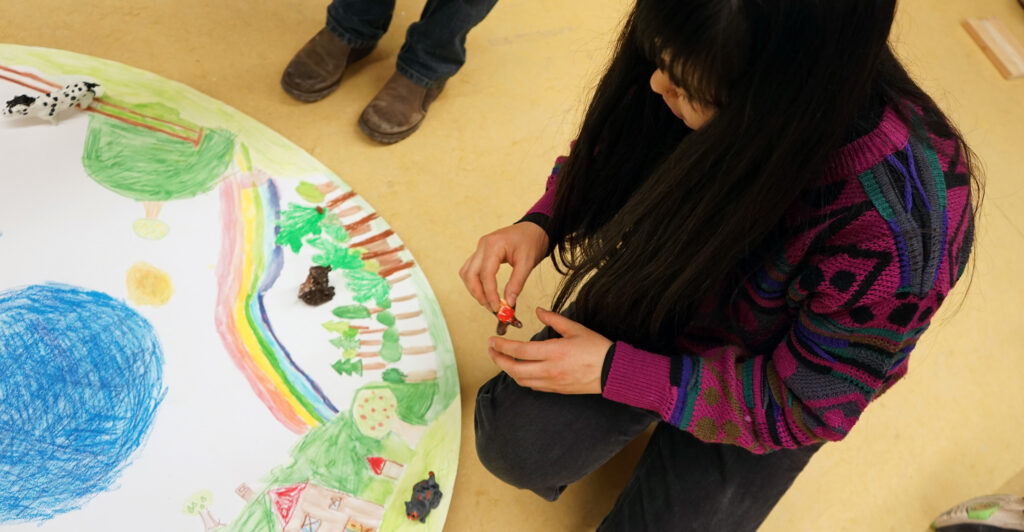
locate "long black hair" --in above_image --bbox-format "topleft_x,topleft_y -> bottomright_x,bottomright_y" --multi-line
547,0 -> 980,350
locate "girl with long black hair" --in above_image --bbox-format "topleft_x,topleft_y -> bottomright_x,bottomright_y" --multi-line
461,0 -> 981,529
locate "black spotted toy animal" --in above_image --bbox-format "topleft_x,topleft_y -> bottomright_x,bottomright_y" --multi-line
3,81 -> 103,124
405,471 -> 442,523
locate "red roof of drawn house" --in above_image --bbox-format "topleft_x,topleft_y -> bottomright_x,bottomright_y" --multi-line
366,456 -> 386,476
269,482 -> 308,528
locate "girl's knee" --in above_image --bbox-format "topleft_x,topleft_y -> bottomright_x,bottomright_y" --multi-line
473,374 -> 565,498
473,375 -> 520,476
474,432 -> 565,501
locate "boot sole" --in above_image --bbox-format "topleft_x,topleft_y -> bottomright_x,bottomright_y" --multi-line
280,76 -> 343,103
357,116 -> 423,145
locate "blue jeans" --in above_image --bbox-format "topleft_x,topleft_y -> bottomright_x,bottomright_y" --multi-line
326,0 -> 498,88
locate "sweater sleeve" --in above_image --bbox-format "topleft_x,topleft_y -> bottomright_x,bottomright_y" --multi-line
524,153 -> 569,219
601,237 -> 939,454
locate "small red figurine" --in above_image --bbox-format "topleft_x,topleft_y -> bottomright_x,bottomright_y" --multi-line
494,298 -> 522,336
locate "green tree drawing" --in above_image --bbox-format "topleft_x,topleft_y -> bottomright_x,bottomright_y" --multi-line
344,269 -> 391,309
82,115 -> 234,202
332,358 -> 363,377
379,326 -> 402,363
275,204 -> 326,253
332,305 -> 371,320
329,327 -> 361,359
307,236 -> 363,270
382,368 -> 406,384
182,490 -> 224,531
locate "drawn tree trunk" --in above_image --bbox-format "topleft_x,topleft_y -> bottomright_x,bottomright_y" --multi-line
182,490 -> 225,531
199,508 -> 223,532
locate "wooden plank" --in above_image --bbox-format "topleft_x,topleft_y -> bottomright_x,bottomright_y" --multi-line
963,17 -> 1024,80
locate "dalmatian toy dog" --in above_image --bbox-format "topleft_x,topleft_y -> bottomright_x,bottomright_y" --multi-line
3,81 -> 103,124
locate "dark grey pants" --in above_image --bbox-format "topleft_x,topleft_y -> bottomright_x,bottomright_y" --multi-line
474,325 -> 822,531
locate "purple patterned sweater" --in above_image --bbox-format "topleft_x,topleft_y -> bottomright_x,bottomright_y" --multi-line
526,107 -> 975,454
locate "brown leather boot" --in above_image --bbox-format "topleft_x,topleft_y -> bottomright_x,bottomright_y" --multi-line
281,28 -> 374,103
358,73 -> 445,144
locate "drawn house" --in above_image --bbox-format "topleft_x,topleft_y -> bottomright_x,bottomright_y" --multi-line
268,481 -> 385,532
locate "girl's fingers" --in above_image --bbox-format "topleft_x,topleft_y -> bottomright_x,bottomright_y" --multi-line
461,251 -> 490,308
535,308 -> 579,336
479,253 -> 503,312
464,226 -> 544,311
490,336 -> 549,361
488,347 -> 546,380
504,256 -> 534,308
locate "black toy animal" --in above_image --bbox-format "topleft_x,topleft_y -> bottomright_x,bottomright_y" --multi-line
405,471 -> 442,523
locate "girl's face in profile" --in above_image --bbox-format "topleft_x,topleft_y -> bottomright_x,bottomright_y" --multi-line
649,67 -> 715,130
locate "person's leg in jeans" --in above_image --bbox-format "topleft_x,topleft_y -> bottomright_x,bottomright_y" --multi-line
396,0 -> 498,88
474,325 -> 659,501
325,0 -> 395,49
475,324 -> 823,529
598,424 -> 822,531
358,0 -> 498,144
281,0 -> 393,102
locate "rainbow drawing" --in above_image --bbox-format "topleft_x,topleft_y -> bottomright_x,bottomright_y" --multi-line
215,166 -> 338,434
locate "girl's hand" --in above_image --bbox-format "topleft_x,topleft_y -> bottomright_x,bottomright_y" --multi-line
488,308 -> 612,395
460,222 -> 549,311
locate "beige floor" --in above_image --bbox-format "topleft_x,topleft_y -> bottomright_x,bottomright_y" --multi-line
3,0 -> 1023,530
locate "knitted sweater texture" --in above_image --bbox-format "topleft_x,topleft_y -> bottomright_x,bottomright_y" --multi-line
526,107 -> 975,454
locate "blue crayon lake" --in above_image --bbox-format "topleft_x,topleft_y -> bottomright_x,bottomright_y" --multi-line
0,283 -> 165,523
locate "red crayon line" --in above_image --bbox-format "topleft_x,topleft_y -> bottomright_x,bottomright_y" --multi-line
0,64 -> 60,88
0,73 -> 50,94
327,190 -> 357,210
90,99 -> 200,134
1,64 -> 200,136
317,182 -> 339,194
344,213 -> 379,231
350,230 -> 394,249
388,274 -> 411,286
1,74 -> 200,146
89,107 -> 201,146
379,261 -> 414,278
360,328 -> 429,336
335,205 -> 361,218
375,256 -> 403,270
349,225 -> 371,238
362,245 -> 405,261
357,345 -> 434,358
